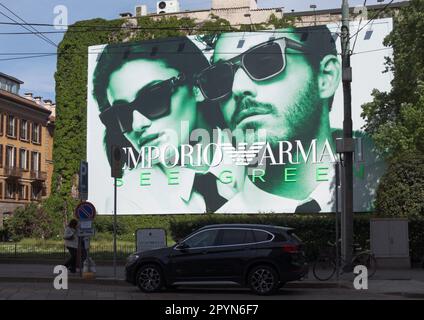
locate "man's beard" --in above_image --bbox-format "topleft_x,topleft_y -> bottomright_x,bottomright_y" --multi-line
230,79 -> 322,147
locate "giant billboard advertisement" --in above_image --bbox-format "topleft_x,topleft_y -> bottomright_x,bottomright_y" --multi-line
87,19 -> 393,214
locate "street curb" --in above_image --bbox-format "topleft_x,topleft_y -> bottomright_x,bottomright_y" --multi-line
0,276 -> 128,286
286,281 -> 352,289
0,276 -> 351,289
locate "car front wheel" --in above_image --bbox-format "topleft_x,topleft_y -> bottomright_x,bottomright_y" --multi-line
248,265 -> 279,295
136,264 -> 164,293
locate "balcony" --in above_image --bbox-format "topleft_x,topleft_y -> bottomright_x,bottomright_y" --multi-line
30,171 -> 47,181
3,166 -> 23,178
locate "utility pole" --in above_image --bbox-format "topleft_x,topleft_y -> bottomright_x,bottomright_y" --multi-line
340,0 -> 354,267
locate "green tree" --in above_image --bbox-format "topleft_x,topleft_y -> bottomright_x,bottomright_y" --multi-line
266,13 -> 295,29
7,204 -> 53,240
374,155 -> 424,217
361,0 -> 424,216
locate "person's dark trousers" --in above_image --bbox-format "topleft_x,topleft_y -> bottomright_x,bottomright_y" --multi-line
64,247 -> 77,273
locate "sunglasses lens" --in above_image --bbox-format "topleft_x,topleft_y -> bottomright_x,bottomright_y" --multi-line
137,83 -> 172,119
199,63 -> 233,100
244,42 -> 285,80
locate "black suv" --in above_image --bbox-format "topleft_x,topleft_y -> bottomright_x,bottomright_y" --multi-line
125,224 -> 308,295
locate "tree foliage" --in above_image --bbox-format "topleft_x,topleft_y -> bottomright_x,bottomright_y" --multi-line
6,204 -> 53,241
361,0 -> 424,159
361,0 -> 424,217
374,155 -> 424,217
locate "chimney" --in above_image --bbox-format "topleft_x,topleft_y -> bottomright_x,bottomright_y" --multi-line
43,99 -> 52,108
34,96 -> 42,105
24,92 -> 34,100
119,12 -> 133,18
50,103 -> 56,119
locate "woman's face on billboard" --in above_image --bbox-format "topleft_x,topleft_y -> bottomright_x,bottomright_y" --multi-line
106,59 -> 197,160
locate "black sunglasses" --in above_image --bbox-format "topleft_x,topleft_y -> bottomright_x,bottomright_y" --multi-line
196,37 -> 306,101
99,74 -> 185,133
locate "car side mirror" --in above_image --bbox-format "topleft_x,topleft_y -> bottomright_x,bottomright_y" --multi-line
176,242 -> 189,251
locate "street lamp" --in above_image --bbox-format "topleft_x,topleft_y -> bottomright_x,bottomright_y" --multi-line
244,13 -> 254,31
310,4 -> 317,26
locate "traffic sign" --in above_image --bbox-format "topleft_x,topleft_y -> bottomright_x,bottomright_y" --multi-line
75,201 -> 96,220
79,161 -> 88,201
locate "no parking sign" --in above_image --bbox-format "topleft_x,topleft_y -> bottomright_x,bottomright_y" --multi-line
74,202 -> 96,236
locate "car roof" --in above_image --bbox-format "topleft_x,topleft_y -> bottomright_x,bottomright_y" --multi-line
197,224 -> 294,233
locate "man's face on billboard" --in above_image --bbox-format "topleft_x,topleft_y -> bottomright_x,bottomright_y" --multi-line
212,33 -> 321,145
106,59 -> 196,156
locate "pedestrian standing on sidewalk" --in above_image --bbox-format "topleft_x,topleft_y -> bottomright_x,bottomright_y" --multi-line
63,219 -> 79,273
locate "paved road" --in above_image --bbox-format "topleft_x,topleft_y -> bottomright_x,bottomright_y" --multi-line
0,281 -> 419,300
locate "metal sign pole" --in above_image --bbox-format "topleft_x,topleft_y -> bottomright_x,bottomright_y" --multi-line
113,177 -> 117,279
335,162 -> 340,282
79,236 -> 82,278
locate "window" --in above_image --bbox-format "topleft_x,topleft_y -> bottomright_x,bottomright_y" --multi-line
31,151 -> 40,172
11,84 -> 18,94
19,184 -> 26,200
20,119 -> 28,141
184,230 -> 219,248
7,115 -> 16,137
6,182 -> 16,199
0,145 -> 3,168
217,229 -> 255,246
0,182 -> 3,199
5,146 -> 16,168
253,230 -> 273,242
20,149 -> 28,170
32,123 -> 41,144
31,184 -> 42,200
0,114 -> 3,136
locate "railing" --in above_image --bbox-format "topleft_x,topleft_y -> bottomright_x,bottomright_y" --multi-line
0,242 -> 136,261
30,171 -> 47,181
3,166 -> 23,178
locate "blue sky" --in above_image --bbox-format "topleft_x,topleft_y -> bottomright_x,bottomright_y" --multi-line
0,0 -> 402,101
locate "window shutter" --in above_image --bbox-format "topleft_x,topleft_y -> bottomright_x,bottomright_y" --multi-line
5,146 -> 9,167
0,144 -> 3,168
38,152 -> 41,172
13,147 -> 17,168
0,113 -> 3,136
26,150 -> 29,171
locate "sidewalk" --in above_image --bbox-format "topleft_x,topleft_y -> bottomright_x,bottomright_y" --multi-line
0,262 -> 423,297
0,262 -> 126,285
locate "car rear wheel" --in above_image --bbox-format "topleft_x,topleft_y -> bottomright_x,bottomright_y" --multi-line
248,265 -> 279,295
136,264 -> 164,293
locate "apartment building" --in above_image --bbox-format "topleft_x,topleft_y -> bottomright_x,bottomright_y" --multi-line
129,0 -> 408,28
0,72 -> 55,227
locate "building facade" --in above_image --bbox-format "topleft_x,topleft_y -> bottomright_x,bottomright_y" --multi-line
0,73 -> 55,227
131,0 -> 408,28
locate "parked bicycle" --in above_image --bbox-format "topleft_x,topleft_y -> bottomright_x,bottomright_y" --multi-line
313,240 -> 377,281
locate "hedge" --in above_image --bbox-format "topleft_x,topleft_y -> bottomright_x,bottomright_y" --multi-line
167,214 -> 424,262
